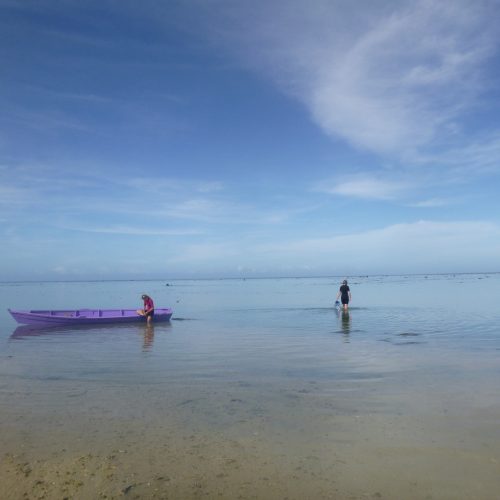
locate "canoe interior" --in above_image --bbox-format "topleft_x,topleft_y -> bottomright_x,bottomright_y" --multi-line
26,309 -> 167,318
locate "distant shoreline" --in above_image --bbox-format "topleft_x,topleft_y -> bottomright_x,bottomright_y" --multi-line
1,271 -> 498,285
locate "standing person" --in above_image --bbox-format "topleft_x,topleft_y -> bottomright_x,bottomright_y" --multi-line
336,279 -> 351,311
139,294 -> 155,324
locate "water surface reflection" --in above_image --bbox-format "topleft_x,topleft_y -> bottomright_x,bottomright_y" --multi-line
336,309 -> 351,340
10,323 -> 168,354
141,324 -> 155,351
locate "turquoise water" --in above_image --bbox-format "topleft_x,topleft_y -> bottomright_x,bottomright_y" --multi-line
1,274 -> 499,499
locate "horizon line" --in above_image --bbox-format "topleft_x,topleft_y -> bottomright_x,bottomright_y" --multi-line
1,270 -> 498,285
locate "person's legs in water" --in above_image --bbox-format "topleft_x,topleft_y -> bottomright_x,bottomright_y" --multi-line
145,310 -> 154,324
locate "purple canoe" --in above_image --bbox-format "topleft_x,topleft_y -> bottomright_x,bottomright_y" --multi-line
8,308 -> 173,326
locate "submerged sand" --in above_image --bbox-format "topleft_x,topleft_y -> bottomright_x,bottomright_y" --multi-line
1,375 -> 499,500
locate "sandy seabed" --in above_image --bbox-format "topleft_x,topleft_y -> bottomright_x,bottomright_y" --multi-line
1,380 -> 500,500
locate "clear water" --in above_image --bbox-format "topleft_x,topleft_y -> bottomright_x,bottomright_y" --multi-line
1,275 -> 499,499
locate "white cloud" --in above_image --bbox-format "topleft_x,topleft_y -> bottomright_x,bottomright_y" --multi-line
417,132 -> 500,175
255,220 -> 500,273
0,161 -> 304,229
189,0 -> 498,158
316,176 -> 410,200
124,177 -> 185,192
160,198 -> 239,221
0,185 -> 37,205
309,2 -> 496,155
196,181 -> 225,193
160,197 -> 295,225
167,241 -> 238,264
61,224 -> 204,236
163,220 -> 500,274
408,198 -> 455,208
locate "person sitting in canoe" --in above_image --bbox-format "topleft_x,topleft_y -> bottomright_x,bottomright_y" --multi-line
137,294 -> 155,323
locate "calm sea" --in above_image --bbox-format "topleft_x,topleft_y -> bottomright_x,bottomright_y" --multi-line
1,274 -> 499,499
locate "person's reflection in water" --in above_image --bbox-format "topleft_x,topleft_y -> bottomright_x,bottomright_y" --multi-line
340,310 -> 351,341
142,324 -> 155,351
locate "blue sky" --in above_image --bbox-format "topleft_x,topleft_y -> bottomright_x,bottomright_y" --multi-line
1,0 -> 500,280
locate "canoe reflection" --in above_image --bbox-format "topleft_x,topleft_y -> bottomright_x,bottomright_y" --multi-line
10,322 -> 170,352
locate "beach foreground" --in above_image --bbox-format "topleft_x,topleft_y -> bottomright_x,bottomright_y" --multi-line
2,396 -> 500,499
1,276 -> 500,499
1,379 -> 499,500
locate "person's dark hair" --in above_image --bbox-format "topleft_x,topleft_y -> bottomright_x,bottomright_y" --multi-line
343,280 -> 348,285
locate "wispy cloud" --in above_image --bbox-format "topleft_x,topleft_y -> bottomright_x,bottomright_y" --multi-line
408,198 -> 455,208
123,177 -> 225,195
189,0 -> 498,158
316,175 -> 410,200
162,220 -> 500,274
61,224 -> 203,236
159,197 -> 300,225
255,220 -> 500,272
308,2 -> 496,156
417,132 -> 500,175
196,181 -> 225,193
0,185 -> 38,205
167,241 -> 240,264
0,161 -> 305,228
2,106 -> 90,133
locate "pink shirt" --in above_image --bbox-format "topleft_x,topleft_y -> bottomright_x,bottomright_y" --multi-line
143,297 -> 154,311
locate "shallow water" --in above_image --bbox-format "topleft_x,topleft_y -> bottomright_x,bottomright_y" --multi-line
1,275 -> 499,499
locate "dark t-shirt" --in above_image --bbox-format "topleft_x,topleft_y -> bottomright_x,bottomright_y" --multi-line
339,284 -> 350,298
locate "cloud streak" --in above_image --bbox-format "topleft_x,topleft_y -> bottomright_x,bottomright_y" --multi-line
61,224 -> 204,236
189,0 -> 499,159
0,161 -> 309,229
255,220 -> 500,273
162,220 -> 500,275
316,176 -> 410,200
307,1 -> 496,156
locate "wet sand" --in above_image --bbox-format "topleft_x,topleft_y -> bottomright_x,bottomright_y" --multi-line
1,375 -> 500,500
2,417 -> 499,500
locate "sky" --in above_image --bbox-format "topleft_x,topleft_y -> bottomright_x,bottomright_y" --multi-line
1,0 -> 500,280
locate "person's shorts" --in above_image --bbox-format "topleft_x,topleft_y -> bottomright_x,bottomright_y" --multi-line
145,309 -> 155,317
341,297 -> 349,305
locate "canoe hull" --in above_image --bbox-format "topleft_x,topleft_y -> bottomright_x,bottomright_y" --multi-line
8,308 -> 173,326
